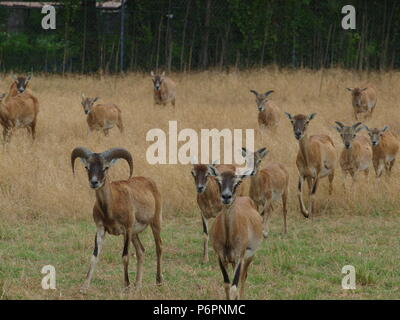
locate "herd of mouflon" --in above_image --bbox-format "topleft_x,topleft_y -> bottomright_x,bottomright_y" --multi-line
1,72 -> 397,300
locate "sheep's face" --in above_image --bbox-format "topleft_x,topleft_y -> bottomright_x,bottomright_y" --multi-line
366,126 -> 389,147
81,96 -> 99,115
285,113 -> 316,141
347,87 -> 367,107
80,154 -> 109,190
335,122 -> 363,149
151,71 -> 166,91
191,164 -> 210,194
13,75 -> 31,93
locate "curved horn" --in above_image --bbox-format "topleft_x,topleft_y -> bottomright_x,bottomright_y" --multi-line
250,90 -> 259,96
335,121 -> 345,128
102,148 -> 133,178
352,122 -> 363,129
264,90 -> 274,97
71,147 -> 92,175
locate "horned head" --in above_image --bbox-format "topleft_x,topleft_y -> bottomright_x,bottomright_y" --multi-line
71,147 -> 133,190
207,165 -> 252,206
364,125 -> 389,147
151,71 -> 165,91
241,147 -> 269,175
250,89 -> 274,112
81,94 -> 99,115
335,121 -> 364,149
11,73 -> 32,94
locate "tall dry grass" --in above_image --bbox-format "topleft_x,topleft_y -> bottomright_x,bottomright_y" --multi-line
0,68 -> 400,224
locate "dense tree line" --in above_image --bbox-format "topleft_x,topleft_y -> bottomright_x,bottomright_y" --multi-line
0,0 -> 399,73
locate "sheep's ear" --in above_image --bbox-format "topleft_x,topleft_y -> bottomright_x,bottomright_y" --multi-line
346,88 -> 354,92
352,122 -> 363,132
150,71 -> 155,77
308,113 -> 317,121
256,147 -> 269,159
11,73 -> 17,81
207,165 -> 220,177
284,112 -> 293,120
236,167 -> 254,179
382,125 -> 390,132
161,71 -> 165,77
93,97 -> 99,103
335,121 -> 344,132
361,88 -> 368,91
81,93 -> 86,100
26,74 -> 32,82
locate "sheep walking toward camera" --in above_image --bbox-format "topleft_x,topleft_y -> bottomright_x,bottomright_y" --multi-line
150,71 -> 176,107
71,147 -> 163,292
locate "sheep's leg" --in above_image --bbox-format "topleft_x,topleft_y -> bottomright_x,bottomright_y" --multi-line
239,256 -> 253,299
80,225 -> 105,293
201,215 -> 209,263
282,189 -> 288,234
122,231 -> 132,288
298,176 -> 309,218
328,170 -> 335,195
309,177 -> 320,221
218,258 -> 230,300
131,234 -> 144,289
150,222 -> 163,285
229,260 -> 242,300
262,200 -> 272,238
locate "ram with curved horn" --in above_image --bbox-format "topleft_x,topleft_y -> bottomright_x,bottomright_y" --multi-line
249,89 -> 280,135
71,147 -> 163,293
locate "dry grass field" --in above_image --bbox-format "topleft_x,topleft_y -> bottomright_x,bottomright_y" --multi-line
0,68 -> 399,300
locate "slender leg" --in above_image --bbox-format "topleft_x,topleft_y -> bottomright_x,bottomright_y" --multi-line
262,200 -> 272,238
239,256 -> 253,299
297,176 -> 309,218
282,190 -> 288,234
80,225 -> 106,293
131,234 -> 144,289
377,161 -> 384,178
218,258 -> 230,300
151,222 -> 163,285
201,215 -> 209,263
328,170 -> 334,195
230,260 -> 242,300
122,231 -> 132,288
309,178 -> 320,221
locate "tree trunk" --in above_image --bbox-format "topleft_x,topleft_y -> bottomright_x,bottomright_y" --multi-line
200,0 -> 212,69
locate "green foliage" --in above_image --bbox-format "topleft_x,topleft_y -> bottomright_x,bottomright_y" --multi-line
0,0 -> 399,72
